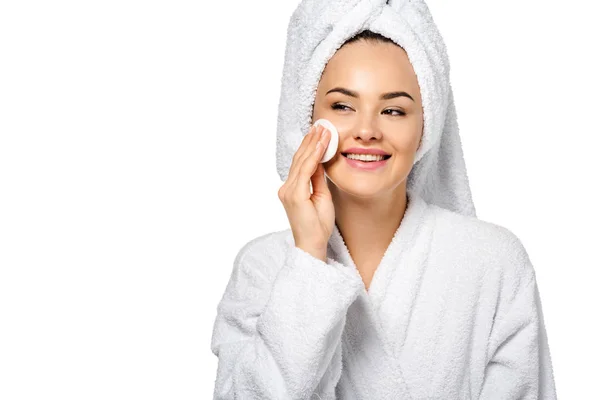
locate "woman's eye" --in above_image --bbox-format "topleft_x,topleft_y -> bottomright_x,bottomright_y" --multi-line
384,109 -> 406,116
331,103 -> 351,111
331,104 -> 405,116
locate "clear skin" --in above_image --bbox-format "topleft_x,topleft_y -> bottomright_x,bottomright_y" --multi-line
279,39 -> 424,291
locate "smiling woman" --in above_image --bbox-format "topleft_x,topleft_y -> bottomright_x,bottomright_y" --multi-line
210,1 -> 558,399
312,29 -> 424,241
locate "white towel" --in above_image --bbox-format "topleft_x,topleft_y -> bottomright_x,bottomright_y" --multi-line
275,0 -> 476,217
212,0 -> 557,398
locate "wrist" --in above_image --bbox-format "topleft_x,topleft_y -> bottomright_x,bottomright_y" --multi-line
295,244 -> 327,263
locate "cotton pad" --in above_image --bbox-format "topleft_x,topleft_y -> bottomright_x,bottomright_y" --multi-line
313,118 -> 339,163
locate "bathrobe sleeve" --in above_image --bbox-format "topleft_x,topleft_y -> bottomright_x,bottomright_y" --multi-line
211,240 -> 364,400
478,250 -> 557,399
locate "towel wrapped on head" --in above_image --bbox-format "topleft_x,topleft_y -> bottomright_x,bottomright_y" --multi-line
211,2 -> 558,399
275,0 -> 476,216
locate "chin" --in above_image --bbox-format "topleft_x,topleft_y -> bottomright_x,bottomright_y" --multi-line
325,171 -> 389,198
325,162 -> 410,200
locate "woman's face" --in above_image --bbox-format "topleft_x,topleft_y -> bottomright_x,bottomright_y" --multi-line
312,40 -> 424,199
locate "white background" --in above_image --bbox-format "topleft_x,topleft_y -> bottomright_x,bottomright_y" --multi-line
1,0 -> 597,398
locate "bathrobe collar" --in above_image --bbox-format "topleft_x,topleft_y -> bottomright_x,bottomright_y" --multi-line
325,189 -> 436,397
327,188 -> 435,337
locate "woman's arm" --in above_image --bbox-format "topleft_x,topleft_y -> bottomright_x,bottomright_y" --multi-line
211,239 -> 364,400
478,242 -> 557,399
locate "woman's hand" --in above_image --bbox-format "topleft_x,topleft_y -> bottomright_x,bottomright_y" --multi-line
278,124 -> 334,262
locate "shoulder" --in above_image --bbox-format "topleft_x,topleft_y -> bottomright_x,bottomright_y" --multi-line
427,203 -> 535,287
235,228 -> 294,261
232,228 -> 295,282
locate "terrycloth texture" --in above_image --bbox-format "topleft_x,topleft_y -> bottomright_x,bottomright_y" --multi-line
275,0 -> 476,216
212,0 -> 557,398
211,190 -> 557,399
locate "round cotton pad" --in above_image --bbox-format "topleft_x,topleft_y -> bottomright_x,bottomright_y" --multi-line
313,118 -> 339,163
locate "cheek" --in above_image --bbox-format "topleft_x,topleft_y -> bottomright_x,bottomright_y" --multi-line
393,120 -> 422,150
373,113 -> 419,145
391,134 -> 420,152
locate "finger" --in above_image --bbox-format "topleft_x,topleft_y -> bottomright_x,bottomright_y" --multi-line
287,124 -> 318,184
288,124 -> 322,185
282,124 -> 319,199
311,163 -> 330,197
291,124 -> 317,166
292,126 -> 329,199
298,125 -> 325,167
311,127 -> 331,196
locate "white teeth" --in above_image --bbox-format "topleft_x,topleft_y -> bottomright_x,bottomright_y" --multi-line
345,153 -> 386,161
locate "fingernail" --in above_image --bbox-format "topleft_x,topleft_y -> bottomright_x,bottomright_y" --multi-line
321,127 -> 328,138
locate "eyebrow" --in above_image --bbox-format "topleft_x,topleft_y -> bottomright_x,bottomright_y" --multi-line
326,87 -> 415,102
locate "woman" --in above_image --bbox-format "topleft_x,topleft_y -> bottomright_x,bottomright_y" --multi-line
211,1 -> 557,399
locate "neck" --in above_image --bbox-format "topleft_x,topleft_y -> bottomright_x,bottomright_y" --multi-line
328,180 -> 409,264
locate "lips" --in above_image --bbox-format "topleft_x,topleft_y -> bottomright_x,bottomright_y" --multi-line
341,153 -> 392,160
341,147 -> 391,156
343,154 -> 390,171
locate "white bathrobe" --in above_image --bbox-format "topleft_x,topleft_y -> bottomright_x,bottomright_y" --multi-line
212,0 -> 557,397
210,190 -> 557,399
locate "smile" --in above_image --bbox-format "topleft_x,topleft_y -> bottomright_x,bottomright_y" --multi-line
341,153 -> 391,171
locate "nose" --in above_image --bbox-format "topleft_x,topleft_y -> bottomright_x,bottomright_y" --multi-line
352,120 -> 382,142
